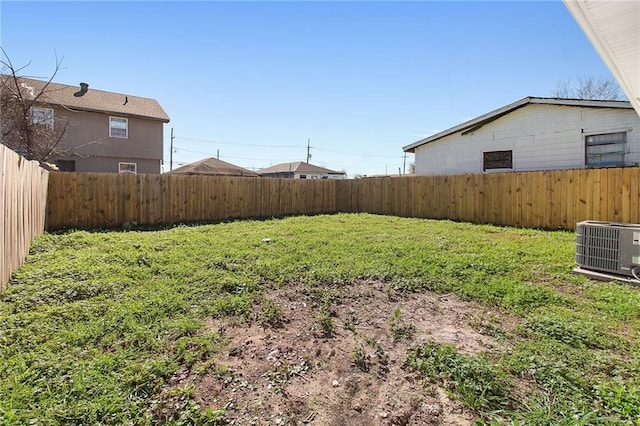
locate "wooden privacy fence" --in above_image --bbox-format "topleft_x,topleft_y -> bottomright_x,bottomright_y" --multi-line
46,167 -> 640,231
340,168 -> 640,229
1,145 -> 49,291
46,173 -> 339,230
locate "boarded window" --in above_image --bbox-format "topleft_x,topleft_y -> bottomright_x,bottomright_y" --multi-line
483,150 -> 512,171
586,132 -> 626,167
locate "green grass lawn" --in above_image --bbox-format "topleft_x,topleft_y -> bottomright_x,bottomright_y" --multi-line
1,213 -> 640,425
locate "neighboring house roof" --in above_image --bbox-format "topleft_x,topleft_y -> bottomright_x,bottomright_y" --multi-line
1,75 -> 170,122
165,157 -> 259,177
258,161 -> 345,175
563,0 -> 640,116
403,97 -> 633,153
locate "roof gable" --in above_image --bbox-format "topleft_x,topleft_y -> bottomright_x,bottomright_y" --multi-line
403,97 -> 632,153
166,157 -> 258,176
1,75 -> 170,122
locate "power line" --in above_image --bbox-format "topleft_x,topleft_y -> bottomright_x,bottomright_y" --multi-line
173,145 -> 404,174
175,147 -> 399,170
175,136 -> 405,159
175,136 -> 301,149
174,147 -> 296,163
302,146 -> 404,159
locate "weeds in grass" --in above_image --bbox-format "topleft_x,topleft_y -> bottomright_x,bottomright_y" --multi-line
313,295 -> 336,338
352,344 -> 371,372
343,310 -> 357,333
317,309 -> 335,338
258,298 -> 285,328
406,342 -> 514,414
520,309 -> 616,349
151,384 -> 226,425
3,214 -> 640,423
595,380 -> 640,419
389,308 -> 416,342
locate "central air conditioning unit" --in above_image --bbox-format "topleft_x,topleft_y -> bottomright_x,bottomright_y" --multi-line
575,221 -> 640,283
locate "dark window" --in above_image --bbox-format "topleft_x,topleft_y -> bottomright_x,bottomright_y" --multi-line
299,175 -> 307,179
585,132 -> 626,167
483,150 -> 512,171
55,160 -> 75,172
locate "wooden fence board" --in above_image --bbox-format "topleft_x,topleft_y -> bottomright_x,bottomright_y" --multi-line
631,168 -> 640,224
43,167 -> 640,232
1,145 -> 48,291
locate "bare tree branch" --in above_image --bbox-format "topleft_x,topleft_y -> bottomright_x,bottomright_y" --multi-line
1,48 -> 70,164
552,75 -> 626,101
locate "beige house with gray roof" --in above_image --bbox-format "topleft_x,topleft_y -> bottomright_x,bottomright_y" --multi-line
166,157 -> 259,177
258,161 -> 346,179
13,77 -> 169,174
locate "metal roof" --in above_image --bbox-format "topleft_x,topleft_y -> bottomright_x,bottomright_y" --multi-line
403,97 -> 632,153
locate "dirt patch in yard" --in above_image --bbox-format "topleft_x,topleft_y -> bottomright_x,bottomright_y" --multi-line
165,280 -> 519,425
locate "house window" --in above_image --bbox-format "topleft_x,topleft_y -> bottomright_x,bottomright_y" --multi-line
110,117 -> 128,138
483,150 -> 513,171
118,162 -> 137,174
31,107 -> 54,128
299,175 -> 307,179
54,160 -> 75,172
585,132 -> 626,167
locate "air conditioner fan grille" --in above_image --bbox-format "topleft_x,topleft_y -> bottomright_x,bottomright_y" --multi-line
576,224 -> 620,273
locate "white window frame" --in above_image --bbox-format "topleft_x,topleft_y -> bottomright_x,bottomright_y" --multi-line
585,132 -> 626,167
110,116 -> 128,138
30,107 -> 54,128
118,162 -> 137,174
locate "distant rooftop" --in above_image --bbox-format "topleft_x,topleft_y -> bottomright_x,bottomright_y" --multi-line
258,161 -> 344,175
165,157 -> 258,177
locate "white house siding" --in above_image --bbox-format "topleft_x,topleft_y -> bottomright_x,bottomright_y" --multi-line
414,104 -> 640,176
293,173 -> 345,179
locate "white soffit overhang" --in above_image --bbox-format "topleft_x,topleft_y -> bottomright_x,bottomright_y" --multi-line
563,0 -> 640,116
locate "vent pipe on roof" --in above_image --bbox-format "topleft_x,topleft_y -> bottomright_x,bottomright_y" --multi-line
73,82 -> 89,97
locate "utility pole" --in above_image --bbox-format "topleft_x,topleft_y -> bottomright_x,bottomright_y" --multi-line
403,152 -> 407,175
306,138 -> 312,163
217,149 -> 219,160
170,127 -> 174,171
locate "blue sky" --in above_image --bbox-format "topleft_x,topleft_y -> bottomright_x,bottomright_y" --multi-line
1,1 -> 615,177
